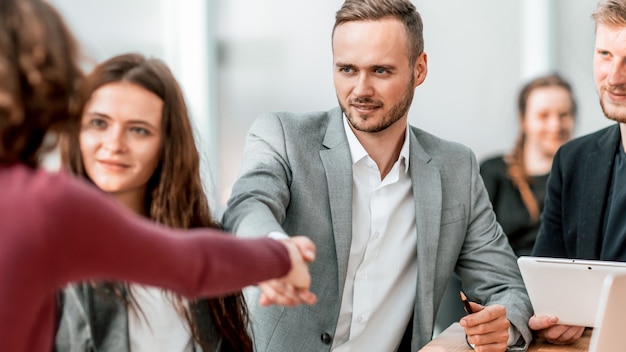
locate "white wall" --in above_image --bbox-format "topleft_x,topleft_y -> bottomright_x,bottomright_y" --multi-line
49,0 -> 220,208
554,0 -> 612,137
48,0 -> 609,211
413,0 -> 523,161
216,0 -> 608,209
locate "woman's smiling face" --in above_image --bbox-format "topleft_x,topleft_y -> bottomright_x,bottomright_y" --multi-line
79,81 -> 163,202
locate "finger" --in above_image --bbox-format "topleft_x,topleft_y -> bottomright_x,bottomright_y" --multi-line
558,326 -> 585,343
259,292 -> 299,307
288,269 -> 311,291
528,315 -> 558,330
463,318 -> 510,338
537,324 -> 573,342
258,283 -> 280,306
259,287 -> 300,307
466,329 -> 509,351
279,239 -> 313,290
542,326 -> 585,344
461,304 -> 505,328
261,280 -> 287,297
472,341 -> 508,352
259,281 -> 300,306
275,282 -> 300,303
296,289 -> 318,305
259,293 -> 269,306
469,301 -> 485,311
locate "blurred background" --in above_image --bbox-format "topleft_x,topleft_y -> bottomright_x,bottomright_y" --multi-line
49,0 -> 607,214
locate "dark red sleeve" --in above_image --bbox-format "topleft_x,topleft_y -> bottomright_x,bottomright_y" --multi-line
32,171 -> 291,298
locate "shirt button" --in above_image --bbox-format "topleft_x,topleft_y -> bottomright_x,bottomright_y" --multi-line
357,316 -> 364,323
321,333 -> 332,344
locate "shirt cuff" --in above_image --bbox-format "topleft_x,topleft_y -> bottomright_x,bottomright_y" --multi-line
268,231 -> 289,240
506,325 -> 527,351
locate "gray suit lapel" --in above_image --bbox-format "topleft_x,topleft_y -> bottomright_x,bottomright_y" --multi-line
319,109 -> 353,299
407,128 -> 442,343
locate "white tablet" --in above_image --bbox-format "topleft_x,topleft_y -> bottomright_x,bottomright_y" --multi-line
589,273 -> 626,352
517,256 -> 626,327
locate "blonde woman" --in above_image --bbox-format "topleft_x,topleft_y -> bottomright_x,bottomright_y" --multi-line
480,73 -> 576,256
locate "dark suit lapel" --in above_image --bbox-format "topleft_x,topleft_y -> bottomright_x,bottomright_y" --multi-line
319,108 -> 353,299
407,128 -> 441,343
579,124 -> 621,258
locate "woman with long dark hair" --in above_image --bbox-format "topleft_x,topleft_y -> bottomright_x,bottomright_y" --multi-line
56,53 -> 254,351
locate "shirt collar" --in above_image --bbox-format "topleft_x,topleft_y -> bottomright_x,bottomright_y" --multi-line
342,114 -> 410,173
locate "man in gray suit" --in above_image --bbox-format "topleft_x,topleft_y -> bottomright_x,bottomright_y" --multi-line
223,0 -> 532,351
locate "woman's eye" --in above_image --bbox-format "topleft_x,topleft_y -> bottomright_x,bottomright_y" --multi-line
130,126 -> 150,136
90,118 -> 106,128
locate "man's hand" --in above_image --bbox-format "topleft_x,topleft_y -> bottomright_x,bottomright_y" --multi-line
258,236 -> 317,307
528,315 -> 585,344
459,302 -> 510,352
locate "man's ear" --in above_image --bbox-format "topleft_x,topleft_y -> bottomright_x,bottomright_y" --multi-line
413,52 -> 428,87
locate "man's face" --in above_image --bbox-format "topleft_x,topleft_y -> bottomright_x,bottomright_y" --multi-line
594,24 -> 626,123
332,17 -> 427,134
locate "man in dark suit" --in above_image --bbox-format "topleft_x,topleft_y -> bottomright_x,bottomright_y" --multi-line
530,0 -> 626,344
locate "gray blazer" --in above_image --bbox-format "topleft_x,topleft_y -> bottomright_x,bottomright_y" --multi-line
223,107 -> 533,351
55,284 -> 220,352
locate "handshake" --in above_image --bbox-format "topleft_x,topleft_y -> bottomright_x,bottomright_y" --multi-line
258,236 -> 318,307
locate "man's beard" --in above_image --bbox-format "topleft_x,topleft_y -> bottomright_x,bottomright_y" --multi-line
600,84 -> 626,123
341,78 -> 415,133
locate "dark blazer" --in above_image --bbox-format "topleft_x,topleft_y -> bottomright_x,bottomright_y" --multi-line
532,124 -> 621,259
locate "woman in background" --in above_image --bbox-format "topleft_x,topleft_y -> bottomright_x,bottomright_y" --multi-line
480,73 -> 577,256
0,1 -> 315,351
435,73 -> 577,334
56,53 -> 253,352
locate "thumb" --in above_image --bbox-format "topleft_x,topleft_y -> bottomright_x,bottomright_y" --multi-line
468,301 -> 484,313
291,236 -> 316,262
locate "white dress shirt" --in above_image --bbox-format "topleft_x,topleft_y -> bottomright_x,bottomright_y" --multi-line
331,116 -> 418,352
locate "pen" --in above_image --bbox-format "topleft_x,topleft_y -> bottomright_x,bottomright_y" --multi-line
460,291 -> 476,350
460,290 -> 474,314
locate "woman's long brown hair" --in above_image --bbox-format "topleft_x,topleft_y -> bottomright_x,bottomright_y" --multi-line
61,53 -> 252,351
506,73 -> 577,223
0,0 -> 83,168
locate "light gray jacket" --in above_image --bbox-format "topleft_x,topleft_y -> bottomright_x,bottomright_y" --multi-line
55,284 -> 218,352
223,107 -> 533,351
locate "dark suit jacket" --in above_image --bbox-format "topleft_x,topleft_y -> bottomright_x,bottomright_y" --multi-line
533,124 -> 621,259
